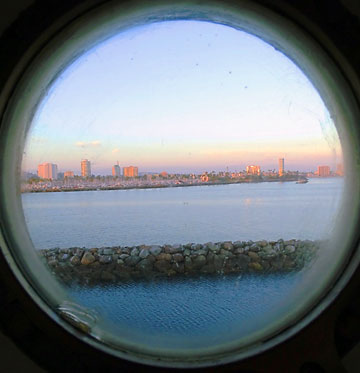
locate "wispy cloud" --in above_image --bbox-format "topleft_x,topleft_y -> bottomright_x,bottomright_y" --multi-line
75,140 -> 101,148
112,148 -> 120,154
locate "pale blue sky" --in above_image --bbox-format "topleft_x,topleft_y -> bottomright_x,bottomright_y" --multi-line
23,20 -> 342,175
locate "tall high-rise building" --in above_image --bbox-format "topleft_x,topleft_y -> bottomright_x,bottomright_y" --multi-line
318,165 -> 330,177
37,163 -> 58,180
123,166 -> 138,177
81,159 -> 91,177
279,158 -> 285,177
246,165 -> 261,175
112,162 -> 121,177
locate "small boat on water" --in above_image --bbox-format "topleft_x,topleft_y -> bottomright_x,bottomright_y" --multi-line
296,178 -> 308,184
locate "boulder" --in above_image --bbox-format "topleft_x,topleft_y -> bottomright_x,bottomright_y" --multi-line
81,252 -> 95,265
103,248 -> 114,255
149,245 -> 162,256
285,245 -> 296,253
165,244 -> 183,254
99,255 -> 112,264
193,255 -> 207,268
157,253 -> 172,261
222,242 -> 233,250
184,257 -> 193,271
207,243 -> 220,253
139,248 -> 150,259
193,248 -> 208,256
131,248 -> 139,256
248,251 -> 260,261
220,249 -> 233,258
58,253 -> 69,262
173,253 -> 184,262
136,258 -> 154,272
70,255 -> 80,266
125,256 -> 141,266
214,255 -> 226,271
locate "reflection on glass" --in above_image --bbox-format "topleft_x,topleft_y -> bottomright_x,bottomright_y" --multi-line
20,20 -> 344,355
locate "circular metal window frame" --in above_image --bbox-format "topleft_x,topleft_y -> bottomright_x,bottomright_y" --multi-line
0,0 -> 360,368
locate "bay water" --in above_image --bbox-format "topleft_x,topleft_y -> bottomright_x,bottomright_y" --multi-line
21,178 -> 343,350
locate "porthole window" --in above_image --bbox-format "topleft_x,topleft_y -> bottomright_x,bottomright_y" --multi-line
1,0 -> 360,368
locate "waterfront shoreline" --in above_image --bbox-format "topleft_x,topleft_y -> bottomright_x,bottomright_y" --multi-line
41,239 -> 319,285
22,177 -> 302,194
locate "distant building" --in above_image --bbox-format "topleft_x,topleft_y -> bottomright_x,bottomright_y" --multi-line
246,165 -> 261,175
279,158 -> 285,177
200,173 -> 209,182
81,159 -> 91,177
123,166 -> 138,177
37,163 -> 58,180
112,162 -> 121,177
160,171 -> 168,178
317,165 -> 331,177
64,171 -> 74,178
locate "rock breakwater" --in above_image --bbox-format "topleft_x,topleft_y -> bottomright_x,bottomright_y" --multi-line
40,239 -> 320,285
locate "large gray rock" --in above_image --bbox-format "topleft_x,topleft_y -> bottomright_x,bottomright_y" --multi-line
193,248 -> 208,256
220,249 -> 234,258
58,253 -> 69,262
214,255 -> 226,271
184,257 -> 193,271
103,248 -> 114,255
285,245 -> 296,253
125,256 -> 141,266
183,249 -> 191,256
256,240 -> 268,247
193,255 -> 207,268
99,255 -> 112,264
165,244 -> 183,254
234,247 -> 244,254
139,248 -> 150,259
131,248 -> 139,256
222,242 -> 233,250
207,243 -> 220,253
136,258 -> 154,272
70,255 -> 80,266
149,245 -> 162,256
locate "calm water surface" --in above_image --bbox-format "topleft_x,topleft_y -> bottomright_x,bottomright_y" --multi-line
21,178 -> 343,348
22,178 -> 343,249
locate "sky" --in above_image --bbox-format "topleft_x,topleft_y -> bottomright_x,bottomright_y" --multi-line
23,20 -> 342,175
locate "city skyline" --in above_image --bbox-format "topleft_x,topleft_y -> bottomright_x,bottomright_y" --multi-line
22,20 -> 342,176
28,157 -> 342,179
